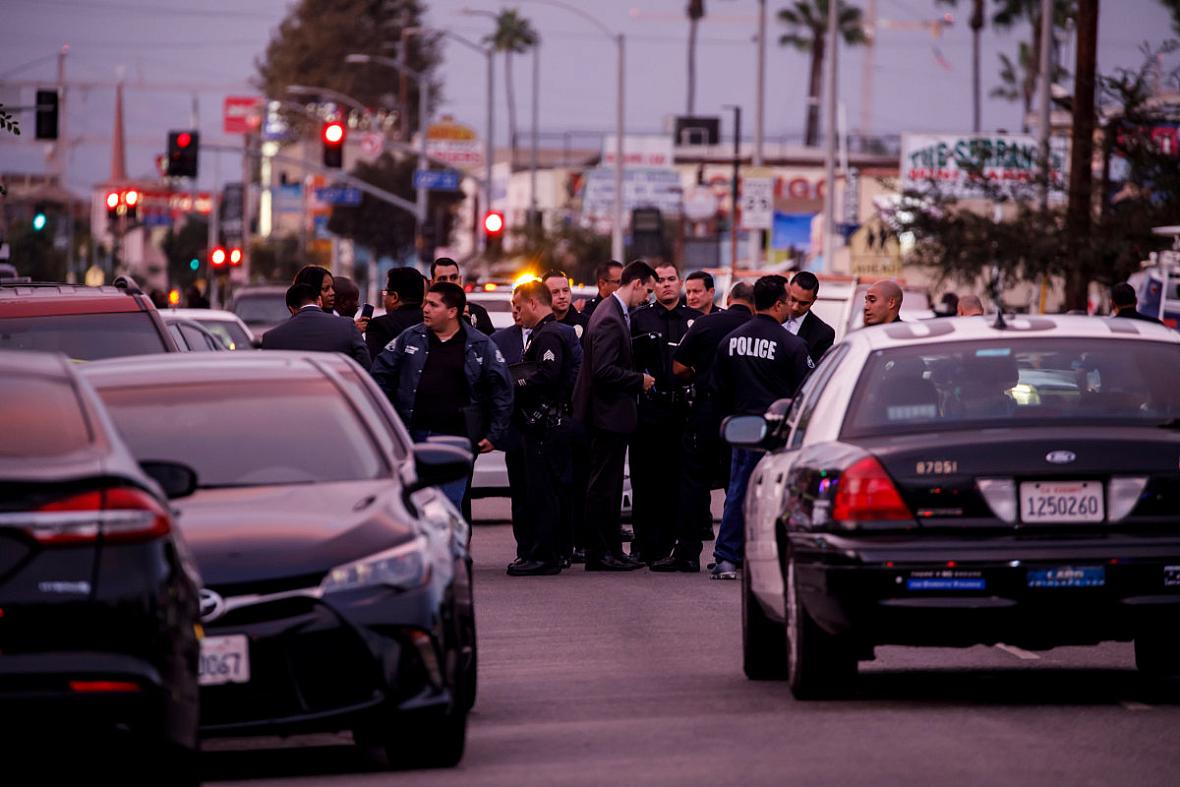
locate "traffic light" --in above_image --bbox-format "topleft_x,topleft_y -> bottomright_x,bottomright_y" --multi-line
228,247 -> 243,267
189,258 -> 200,271
209,246 -> 227,269
35,89 -> 59,140
167,130 -> 199,178
322,121 -> 345,169
482,210 -> 504,256
123,189 -> 140,221
32,206 -> 48,232
105,191 -> 120,221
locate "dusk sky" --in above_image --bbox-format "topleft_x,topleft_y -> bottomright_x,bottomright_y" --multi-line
1,0 -> 1176,195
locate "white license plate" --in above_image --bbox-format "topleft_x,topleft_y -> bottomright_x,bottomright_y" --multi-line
198,634 -> 250,686
1020,481 -> 1104,523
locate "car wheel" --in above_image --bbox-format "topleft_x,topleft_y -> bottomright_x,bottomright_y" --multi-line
785,556 -> 857,700
1134,630 -> 1180,678
461,604 -> 479,712
742,561 -> 787,680
356,705 -> 467,770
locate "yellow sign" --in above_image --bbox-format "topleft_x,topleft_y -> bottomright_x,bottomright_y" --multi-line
850,220 -> 902,278
426,117 -> 477,141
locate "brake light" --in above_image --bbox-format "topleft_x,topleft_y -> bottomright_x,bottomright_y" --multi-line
31,488 -> 170,545
69,680 -> 141,693
831,456 -> 912,523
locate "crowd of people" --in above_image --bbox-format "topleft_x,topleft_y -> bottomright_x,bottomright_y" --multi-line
254,259 -> 1157,580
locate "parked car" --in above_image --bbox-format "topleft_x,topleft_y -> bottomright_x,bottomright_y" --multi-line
81,351 -> 476,768
0,280 -> 180,359
161,314 -> 229,352
229,285 -> 289,337
729,315 -> 1180,698
167,308 -> 258,350
0,351 -> 201,777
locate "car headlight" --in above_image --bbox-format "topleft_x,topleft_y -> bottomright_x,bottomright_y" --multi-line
320,536 -> 430,594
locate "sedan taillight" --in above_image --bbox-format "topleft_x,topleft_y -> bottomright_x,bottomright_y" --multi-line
831,456 -> 912,523
30,488 -> 171,545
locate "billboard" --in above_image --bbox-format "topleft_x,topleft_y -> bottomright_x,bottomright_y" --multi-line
901,133 -> 1067,201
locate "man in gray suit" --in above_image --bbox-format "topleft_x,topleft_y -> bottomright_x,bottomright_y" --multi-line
261,283 -> 371,368
572,260 -> 657,572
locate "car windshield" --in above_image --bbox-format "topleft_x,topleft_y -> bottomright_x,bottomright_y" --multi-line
842,338 -> 1180,438
0,313 -> 168,360
97,378 -> 387,487
0,376 -> 92,457
233,294 -> 289,325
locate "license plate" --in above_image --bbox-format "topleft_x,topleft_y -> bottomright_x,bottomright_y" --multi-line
199,634 -> 250,686
1027,566 -> 1106,588
1020,481 -> 1104,523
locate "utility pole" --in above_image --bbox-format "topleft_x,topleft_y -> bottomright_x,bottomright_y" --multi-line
821,0 -> 839,273
55,45 -> 75,283
859,0 -> 876,138
1037,0 -> 1053,210
754,0 -> 766,166
529,43 -> 540,229
1067,0 -> 1100,310
724,105 -> 742,277
971,0 -> 984,132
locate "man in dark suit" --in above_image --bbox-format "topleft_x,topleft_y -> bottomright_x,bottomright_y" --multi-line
261,283 -> 371,367
783,271 -> 836,359
365,267 -> 426,362
1111,282 -> 1164,324
572,260 -> 657,571
431,257 -> 494,334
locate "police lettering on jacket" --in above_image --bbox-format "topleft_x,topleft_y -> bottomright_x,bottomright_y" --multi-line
712,314 -> 814,416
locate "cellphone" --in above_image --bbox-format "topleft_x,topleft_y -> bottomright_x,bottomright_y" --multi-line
361,303 -> 374,318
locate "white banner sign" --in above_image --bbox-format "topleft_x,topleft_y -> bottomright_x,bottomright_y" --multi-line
581,167 -> 683,221
901,133 -> 1067,200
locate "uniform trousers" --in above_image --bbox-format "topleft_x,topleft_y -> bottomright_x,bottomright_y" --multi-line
628,418 -> 684,560
584,427 -> 629,559
673,422 -> 711,560
519,424 -> 571,565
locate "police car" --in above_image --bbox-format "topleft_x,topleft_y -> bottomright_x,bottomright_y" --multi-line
727,315 -> 1180,698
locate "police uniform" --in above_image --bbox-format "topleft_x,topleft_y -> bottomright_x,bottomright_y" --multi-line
628,300 -> 702,562
712,314 -> 814,570
557,307 -> 588,342
667,303 -> 753,559
510,314 -> 576,570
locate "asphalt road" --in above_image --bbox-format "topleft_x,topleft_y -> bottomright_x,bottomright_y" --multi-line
204,497 -> 1180,786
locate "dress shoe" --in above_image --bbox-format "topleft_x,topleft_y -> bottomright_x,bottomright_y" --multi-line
506,559 -> 562,576
570,548 -> 587,564
585,553 -> 645,572
649,556 -> 701,573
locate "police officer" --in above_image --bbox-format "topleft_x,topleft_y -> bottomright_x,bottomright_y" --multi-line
628,262 -> 702,564
506,280 -> 578,576
543,269 -> 589,340
710,275 -> 814,580
650,281 -> 755,572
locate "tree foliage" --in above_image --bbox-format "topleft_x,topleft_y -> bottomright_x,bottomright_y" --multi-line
326,153 -> 463,260
894,43 -> 1180,310
162,216 -> 209,290
255,0 -> 442,130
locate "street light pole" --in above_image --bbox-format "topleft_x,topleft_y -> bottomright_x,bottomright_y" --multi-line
1037,0 -> 1053,211
724,105 -> 741,278
754,0 -> 765,168
821,0 -> 839,274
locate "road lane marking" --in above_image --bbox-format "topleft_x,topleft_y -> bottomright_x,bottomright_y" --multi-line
995,643 -> 1041,661
1120,701 -> 1153,711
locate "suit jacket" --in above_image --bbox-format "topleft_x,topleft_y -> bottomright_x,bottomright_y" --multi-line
572,294 -> 645,434
365,305 -> 423,363
796,310 -> 836,360
1116,308 -> 1164,325
491,324 -> 526,365
261,306 -> 371,367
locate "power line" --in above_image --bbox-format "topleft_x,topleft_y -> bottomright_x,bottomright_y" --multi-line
3,0 -> 283,19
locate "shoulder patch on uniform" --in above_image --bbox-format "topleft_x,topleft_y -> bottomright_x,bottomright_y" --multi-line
687,319 -> 695,328
542,349 -> 556,362
807,355 -> 815,369
495,349 -> 505,363
404,344 -> 418,354
574,324 -> 584,339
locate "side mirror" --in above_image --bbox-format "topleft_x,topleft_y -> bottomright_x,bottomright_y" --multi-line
403,442 -> 473,495
722,415 -> 770,447
140,460 -> 198,499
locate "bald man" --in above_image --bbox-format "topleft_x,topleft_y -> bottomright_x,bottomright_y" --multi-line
957,294 -> 984,317
863,280 -> 904,326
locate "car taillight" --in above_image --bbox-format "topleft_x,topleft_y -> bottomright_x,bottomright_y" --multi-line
831,456 -> 912,523
32,487 -> 170,545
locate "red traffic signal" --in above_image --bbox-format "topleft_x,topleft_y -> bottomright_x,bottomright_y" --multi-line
322,121 -> 345,169
176,132 -> 192,149
482,210 -> 504,237
210,246 -> 227,268
123,189 -> 140,207
105,191 -> 120,219
322,121 -> 345,145
229,247 -> 243,266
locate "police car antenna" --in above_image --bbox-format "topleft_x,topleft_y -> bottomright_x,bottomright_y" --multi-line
988,271 -> 1007,330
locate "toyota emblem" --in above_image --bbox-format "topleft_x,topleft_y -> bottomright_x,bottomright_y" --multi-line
1045,450 -> 1077,464
198,588 -> 227,622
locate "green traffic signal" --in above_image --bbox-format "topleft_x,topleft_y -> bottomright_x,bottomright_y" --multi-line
189,258 -> 200,271
32,212 -> 48,232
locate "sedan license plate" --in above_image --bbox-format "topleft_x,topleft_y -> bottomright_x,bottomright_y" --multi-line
1027,566 -> 1106,589
1020,481 -> 1103,523
199,634 -> 250,686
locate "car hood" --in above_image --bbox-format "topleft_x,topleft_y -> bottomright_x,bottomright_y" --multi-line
174,479 -> 413,590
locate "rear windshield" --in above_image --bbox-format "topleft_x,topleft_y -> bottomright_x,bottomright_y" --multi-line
97,378 -> 387,487
0,377 -> 92,457
233,294 -> 289,325
0,313 -> 168,360
842,338 -> 1180,438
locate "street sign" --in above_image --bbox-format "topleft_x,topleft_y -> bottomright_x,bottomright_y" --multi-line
413,169 -> 462,191
314,185 -> 363,206
740,171 -> 774,230
360,132 -> 384,157
683,187 -> 719,221
223,96 -> 264,135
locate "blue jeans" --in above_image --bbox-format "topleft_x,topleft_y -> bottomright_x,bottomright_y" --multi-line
411,429 -> 470,513
714,448 -> 762,565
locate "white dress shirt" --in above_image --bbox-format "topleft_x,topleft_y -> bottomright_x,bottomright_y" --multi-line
783,313 -> 803,335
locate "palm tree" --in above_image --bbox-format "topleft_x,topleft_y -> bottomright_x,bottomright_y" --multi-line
989,0 -> 1075,132
484,8 -> 539,166
687,0 -> 706,115
777,0 -> 867,147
